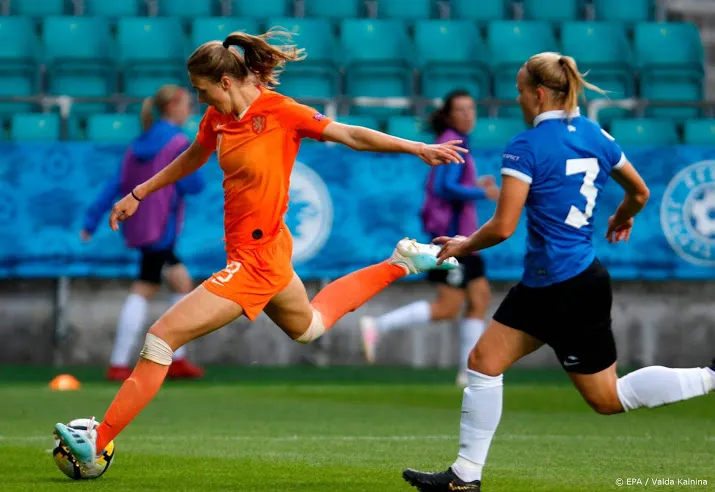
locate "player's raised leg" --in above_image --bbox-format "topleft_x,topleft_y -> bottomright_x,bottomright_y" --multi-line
569,361 -> 715,416
402,320 -> 543,492
54,285 -> 244,469
266,238 -> 458,342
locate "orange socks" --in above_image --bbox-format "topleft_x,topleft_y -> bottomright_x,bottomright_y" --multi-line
95,359 -> 169,453
311,260 -> 407,329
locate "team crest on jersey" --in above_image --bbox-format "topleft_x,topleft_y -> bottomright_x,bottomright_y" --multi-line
251,115 -> 266,134
661,160 -> 715,266
313,112 -> 326,121
286,161 -> 333,263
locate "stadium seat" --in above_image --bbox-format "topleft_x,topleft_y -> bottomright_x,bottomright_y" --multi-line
84,0 -> 142,16
191,18 -> 261,49
43,17 -> 114,114
386,116 -> 432,142
159,0 -> 214,17
118,18 -> 187,101
341,20 -> 413,115
304,0 -> 360,19
488,22 -> 557,117
471,118 -> 526,148
561,22 -> 635,124
11,0 -> 66,16
378,0 -> 432,20
10,113 -> 60,141
337,115 -> 381,131
0,17 -> 38,115
266,18 -> 337,100
594,0 -> 652,23
233,0 -> 291,17
684,120 -> 715,145
415,20 -> 490,100
609,118 -> 679,146
635,23 -> 704,121
523,0 -> 581,22
86,114 -> 142,143
451,0 -> 508,22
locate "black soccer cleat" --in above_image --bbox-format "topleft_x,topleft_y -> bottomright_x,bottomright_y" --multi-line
403,467 -> 481,491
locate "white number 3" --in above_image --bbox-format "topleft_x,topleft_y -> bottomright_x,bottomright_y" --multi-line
212,261 -> 241,285
565,158 -> 600,229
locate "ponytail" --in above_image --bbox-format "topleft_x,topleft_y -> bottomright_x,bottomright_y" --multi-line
139,85 -> 185,132
188,28 -> 305,88
558,55 -> 607,112
140,96 -> 155,131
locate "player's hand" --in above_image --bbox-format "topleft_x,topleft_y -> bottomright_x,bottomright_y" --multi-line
485,184 -> 500,201
477,175 -> 496,188
79,230 -> 92,242
606,215 -> 633,244
109,193 -> 141,231
418,140 -> 468,166
432,235 -> 472,265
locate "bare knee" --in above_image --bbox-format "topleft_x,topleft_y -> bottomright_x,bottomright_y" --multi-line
131,281 -> 159,300
147,319 -> 181,351
467,344 -> 503,377
584,393 -> 624,415
430,301 -> 461,321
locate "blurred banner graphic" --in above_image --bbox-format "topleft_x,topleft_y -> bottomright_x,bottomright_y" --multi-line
1,143 -> 715,280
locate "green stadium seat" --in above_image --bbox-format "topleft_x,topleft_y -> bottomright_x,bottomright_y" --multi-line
594,0 -> 652,23
304,0 -> 360,19
337,115 -> 381,131
84,0 -> 142,16
415,20 -> 490,100
10,113 -> 60,141
387,116 -> 432,142
190,18 -> 261,49
0,17 -> 39,115
684,120 -> 715,145
451,0 -> 508,23
233,0 -> 291,17
159,0 -> 214,17
523,0 -> 581,22
86,114 -> 142,143
378,0 -> 432,20
609,118 -> 679,145
11,0 -> 66,16
472,118 -> 526,148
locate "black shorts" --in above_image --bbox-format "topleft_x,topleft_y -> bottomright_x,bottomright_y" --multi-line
427,254 -> 486,289
492,259 -> 616,374
139,249 -> 181,284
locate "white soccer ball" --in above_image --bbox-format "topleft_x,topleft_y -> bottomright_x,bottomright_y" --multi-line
52,418 -> 115,480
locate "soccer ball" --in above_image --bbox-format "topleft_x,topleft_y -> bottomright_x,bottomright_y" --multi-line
689,186 -> 715,238
52,418 -> 115,480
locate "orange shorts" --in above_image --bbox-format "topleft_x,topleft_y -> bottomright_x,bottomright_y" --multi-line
203,226 -> 294,320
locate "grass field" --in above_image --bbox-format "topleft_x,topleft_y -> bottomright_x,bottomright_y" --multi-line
1,366 -> 712,491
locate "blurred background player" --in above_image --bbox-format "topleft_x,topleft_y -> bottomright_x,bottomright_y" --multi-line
402,52 -> 715,492
55,29 -> 466,471
360,90 -> 499,386
81,84 -> 205,381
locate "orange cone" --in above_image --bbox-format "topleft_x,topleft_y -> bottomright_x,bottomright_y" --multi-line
49,374 -> 81,391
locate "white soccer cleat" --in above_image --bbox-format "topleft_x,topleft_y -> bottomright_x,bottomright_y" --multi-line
389,238 -> 459,274
54,417 -> 99,471
360,316 -> 379,365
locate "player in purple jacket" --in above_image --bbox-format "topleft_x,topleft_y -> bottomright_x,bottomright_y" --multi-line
360,90 -> 499,385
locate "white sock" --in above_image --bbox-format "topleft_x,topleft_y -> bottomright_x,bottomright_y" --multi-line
375,300 -> 431,334
452,369 -> 503,482
616,366 -> 715,412
109,293 -> 149,367
170,294 -> 187,360
459,319 -> 485,371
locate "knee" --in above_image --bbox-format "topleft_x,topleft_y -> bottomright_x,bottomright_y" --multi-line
139,332 -> 173,365
467,345 -> 503,377
293,309 -> 326,344
147,320 -> 179,350
465,292 -> 490,319
584,394 -> 624,415
431,302 -> 460,321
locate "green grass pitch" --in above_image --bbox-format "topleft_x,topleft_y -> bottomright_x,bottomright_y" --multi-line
0,366 -> 712,491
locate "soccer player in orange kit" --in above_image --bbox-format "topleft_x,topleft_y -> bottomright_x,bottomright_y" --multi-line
54,29 -> 466,472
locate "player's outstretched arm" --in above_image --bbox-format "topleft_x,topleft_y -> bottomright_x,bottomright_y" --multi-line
108,141 -> 214,231
434,176 -> 529,263
321,122 -> 467,166
606,161 -> 650,243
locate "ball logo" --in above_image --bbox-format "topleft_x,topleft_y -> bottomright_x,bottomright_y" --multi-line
661,160 -> 715,266
287,161 -> 333,263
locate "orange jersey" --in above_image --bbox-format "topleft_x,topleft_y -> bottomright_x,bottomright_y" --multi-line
195,87 -> 332,249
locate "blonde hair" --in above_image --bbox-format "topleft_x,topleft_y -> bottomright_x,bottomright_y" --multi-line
524,52 -> 606,112
186,28 -> 304,88
140,84 -> 185,131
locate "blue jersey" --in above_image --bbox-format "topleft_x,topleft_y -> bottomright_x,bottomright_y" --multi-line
501,110 -> 626,287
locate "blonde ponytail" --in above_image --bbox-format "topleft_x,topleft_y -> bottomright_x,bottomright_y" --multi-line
139,85 -> 185,131
140,96 -> 155,131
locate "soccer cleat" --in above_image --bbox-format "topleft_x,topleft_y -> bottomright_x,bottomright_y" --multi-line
54,418 -> 99,471
403,467 -> 481,491
360,316 -> 379,365
167,359 -> 205,379
390,238 -> 459,274
105,366 -> 132,382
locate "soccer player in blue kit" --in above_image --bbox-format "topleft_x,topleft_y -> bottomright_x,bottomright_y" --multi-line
402,52 -> 715,492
